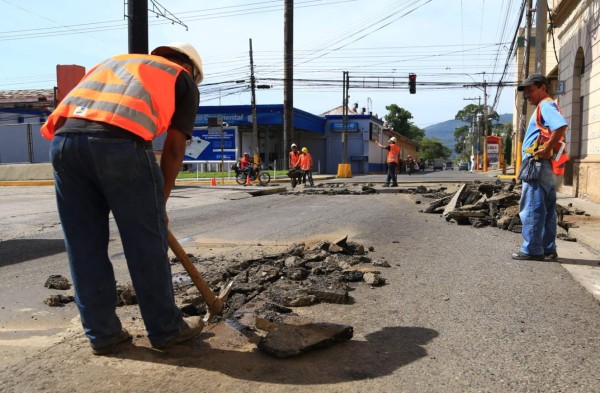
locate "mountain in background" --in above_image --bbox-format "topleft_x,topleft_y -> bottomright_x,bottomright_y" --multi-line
424,113 -> 512,153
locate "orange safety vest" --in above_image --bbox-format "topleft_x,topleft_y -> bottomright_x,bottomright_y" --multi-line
387,144 -> 400,164
300,152 -> 313,170
240,156 -> 251,169
289,151 -> 301,168
535,97 -> 569,175
41,54 -> 184,141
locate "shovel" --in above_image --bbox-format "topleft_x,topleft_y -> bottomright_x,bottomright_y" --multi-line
167,229 -> 233,320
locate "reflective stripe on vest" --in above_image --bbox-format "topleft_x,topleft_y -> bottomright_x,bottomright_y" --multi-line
41,54 -> 183,141
387,144 -> 400,164
535,97 -> 569,175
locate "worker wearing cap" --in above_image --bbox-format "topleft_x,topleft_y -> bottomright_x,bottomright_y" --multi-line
239,152 -> 255,180
41,43 -> 205,354
376,136 -> 400,187
300,147 -> 315,187
512,73 -> 568,261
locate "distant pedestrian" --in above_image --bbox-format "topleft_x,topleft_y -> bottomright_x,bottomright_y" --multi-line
289,143 -> 301,170
288,143 -> 303,188
41,42 -> 205,354
512,73 -> 569,261
376,136 -> 400,187
300,147 -> 315,187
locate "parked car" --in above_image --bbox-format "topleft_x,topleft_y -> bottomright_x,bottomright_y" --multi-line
433,158 -> 444,171
458,162 -> 469,171
445,161 -> 454,170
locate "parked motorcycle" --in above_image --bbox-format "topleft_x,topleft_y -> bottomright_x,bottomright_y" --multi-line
231,163 -> 271,186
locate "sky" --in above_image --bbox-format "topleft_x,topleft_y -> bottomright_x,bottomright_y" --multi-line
0,0 -> 524,128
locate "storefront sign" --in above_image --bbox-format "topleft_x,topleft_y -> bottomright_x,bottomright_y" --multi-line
487,143 -> 499,154
185,126 -> 238,161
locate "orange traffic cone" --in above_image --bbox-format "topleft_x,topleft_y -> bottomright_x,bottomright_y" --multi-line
210,177 -> 216,186
245,175 -> 252,186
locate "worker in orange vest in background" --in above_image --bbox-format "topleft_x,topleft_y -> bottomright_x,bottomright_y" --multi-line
300,147 -> 315,187
289,143 -> 301,170
376,136 -> 400,187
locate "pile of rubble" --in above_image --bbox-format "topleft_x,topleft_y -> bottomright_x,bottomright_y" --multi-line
170,237 -> 388,320
169,236 -> 387,357
43,237 -> 388,357
420,180 -> 585,238
282,183 -> 378,195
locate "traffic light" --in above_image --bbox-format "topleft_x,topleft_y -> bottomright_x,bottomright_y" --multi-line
409,73 -> 416,94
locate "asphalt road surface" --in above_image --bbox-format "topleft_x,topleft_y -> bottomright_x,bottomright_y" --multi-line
1,179 -> 599,392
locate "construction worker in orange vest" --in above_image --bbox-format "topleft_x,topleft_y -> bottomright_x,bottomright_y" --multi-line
300,147 -> 315,187
41,43 -> 205,354
289,143 -> 301,169
376,136 -> 400,187
512,73 -> 568,261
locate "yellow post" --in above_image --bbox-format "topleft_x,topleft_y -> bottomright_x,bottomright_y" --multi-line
337,163 -> 352,178
515,139 -> 523,178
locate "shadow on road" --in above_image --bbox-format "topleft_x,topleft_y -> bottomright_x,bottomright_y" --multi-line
0,239 -> 65,267
559,257 -> 600,268
112,325 -> 439,385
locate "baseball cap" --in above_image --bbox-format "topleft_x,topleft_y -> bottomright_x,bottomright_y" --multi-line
517,73 -> 548,91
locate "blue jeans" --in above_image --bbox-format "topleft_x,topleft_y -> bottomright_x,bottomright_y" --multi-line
50,132 -> 185,348
519,160 -> 557,256
386,162 -> 398,185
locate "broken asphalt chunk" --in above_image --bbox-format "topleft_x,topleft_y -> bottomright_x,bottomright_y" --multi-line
44,275 -> 70,290
258,322 -> 354,358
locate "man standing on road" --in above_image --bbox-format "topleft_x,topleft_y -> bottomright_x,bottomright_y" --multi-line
289,143 -> 301,170
288,143 -> 303,188
41,43 -> 205,354
300,147 -> 315,187
376,136 -> 400,187
512,73 -> 568,261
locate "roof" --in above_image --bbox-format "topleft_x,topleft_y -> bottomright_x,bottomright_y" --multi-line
196,104 -> 326,133
0,89 -> 53,103
320,105 -> 361,116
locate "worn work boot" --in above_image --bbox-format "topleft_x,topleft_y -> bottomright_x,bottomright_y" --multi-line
91,329 -> 133,356
511,251 -> 545,261
382,183 -> 390,187
391,183 -> 399,187
545,252 -> 558,261
152,317 -> 204,350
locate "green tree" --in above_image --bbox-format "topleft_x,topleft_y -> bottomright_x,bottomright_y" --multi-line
453,103 -> 500,162
419,137 -> 452,160
384,104 -> 425,141
455,104 -> 499,133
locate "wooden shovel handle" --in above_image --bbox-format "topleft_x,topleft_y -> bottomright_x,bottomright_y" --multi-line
167,229 -> 221,313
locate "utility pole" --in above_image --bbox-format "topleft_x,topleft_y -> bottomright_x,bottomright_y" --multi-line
127,0 -> 148,54
463,97 -> 481,170
283,0 -> 294,163
342,71 -> 349,164
126,1 -> 187,54
249,38 -> 260,165
535,0 -> 548,75
337,71 -> 351,178
482,78 -> 489,172
516,0 -> 534,177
